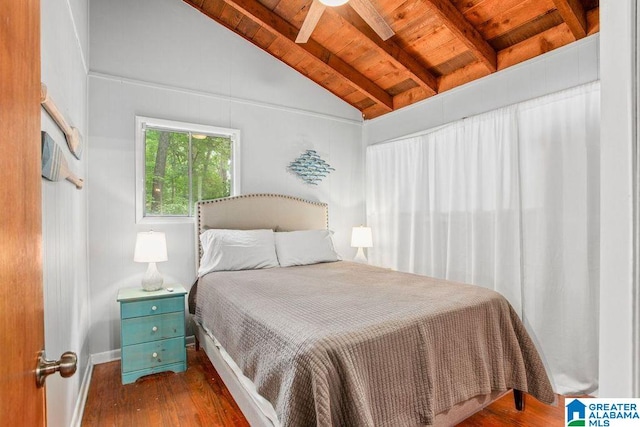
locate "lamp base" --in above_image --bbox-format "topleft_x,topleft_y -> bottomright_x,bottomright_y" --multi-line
353,247 -> 368,263
142,262 -> 164,291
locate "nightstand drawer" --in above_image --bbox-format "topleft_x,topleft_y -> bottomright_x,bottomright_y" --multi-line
121,312 -> 184,346
121,337 -> 185,373
121,296 -> 183,319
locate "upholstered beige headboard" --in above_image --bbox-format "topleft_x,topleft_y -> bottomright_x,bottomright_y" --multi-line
195,194 -> 328,268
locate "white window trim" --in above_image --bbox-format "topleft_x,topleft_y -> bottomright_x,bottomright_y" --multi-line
135,116 -> 241,224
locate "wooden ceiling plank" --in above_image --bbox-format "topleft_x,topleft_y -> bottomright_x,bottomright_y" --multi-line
332,6 -> 437,95
274,0 -> 309,24
344,90 -> 368,105
386,0 -> 432,34
220,4 -> 246,28
267,37 -> 294,59
552,0 -> 587,39
476,0 -> 555,40
315,28 -> 353,52
307,67 -> 334,87
437,59 -> 490,92
323,55 -> 391,110
497,22 -> 574,70
450,0 -> 486,15
381,0 -> 417,18
422,0 -> 497,72
261,0 -> 281,10
488,10 -> 564,51
393,86 -> 431,109
586,6 -> 599,35
295,56 -> 319,76
407,25 -> 455,59
307,9 -> 347,45
395,16 -> 443,49
362,103 -> 389,119
200,0 -> 226,19
334,38 -> 371,67
460,0 -> 523,26
373,73 -> 405,93
251,26 -> 278,47
351,50 -> 391,74
281,45 -> 309,67
192,0 -> 393,110
430,50 -> 476,75
418,37 -> 470,69
236,15 -> 262,38
320,74 -> 359,97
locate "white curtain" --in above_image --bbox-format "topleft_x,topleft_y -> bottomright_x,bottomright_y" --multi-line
366,82 -> 600,394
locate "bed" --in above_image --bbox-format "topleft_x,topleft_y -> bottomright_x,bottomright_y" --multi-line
190,194 -> 555,426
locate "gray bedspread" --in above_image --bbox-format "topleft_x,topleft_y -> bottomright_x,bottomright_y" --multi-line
195,261 -> 555,426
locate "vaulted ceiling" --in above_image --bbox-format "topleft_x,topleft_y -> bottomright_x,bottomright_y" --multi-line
183,0 -> 599,119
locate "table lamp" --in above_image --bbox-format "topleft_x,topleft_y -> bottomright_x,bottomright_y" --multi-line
351,226 -> 373,263
134,230 -> 168,291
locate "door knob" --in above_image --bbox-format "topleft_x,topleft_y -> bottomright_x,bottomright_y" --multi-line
36,350 -> 77,388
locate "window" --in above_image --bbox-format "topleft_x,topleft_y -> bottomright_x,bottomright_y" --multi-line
135,116 -> 240,222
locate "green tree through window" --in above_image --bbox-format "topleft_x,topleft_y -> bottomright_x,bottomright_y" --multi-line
143,126 -> 234,217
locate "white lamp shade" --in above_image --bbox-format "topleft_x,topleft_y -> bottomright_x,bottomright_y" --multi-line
350,226 -> 373,248
134,231 -> 168,263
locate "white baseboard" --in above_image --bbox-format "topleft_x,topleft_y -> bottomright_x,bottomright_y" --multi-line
69,357 -> 94,427
90,349 -> 121,365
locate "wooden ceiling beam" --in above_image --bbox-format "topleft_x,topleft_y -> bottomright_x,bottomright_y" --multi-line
421,0 -> 497,72
189,0 -> 393,111
332,6 -> 437,96
551,0 -> 587,40
497,22 -> 574,70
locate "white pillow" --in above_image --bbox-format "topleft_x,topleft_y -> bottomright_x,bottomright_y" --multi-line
198,229 -> 279,276
275,230 -> 340,267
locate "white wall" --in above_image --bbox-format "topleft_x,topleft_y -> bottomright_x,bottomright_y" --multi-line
599,0 -> 636,397
88,0 -> 364,355
363,34 -> 599,145
89,0 -> 360,122
41,0 -> 90,425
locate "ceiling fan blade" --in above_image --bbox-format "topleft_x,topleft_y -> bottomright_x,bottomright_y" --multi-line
349,0 -> 394,41
296,0 -> 327,43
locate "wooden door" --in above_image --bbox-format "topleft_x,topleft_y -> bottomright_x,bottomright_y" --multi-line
0,0 -> 45,425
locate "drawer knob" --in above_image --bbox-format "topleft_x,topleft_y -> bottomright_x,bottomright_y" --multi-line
152,352 -> 158,358
152,326 -> 158,332
151,305 -> 157,311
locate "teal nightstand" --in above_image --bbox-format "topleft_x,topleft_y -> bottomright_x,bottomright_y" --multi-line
117,285 -> 187,384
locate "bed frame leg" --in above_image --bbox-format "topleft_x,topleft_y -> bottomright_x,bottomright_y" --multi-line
195,337 -> 200,352
513,389 -> 525,411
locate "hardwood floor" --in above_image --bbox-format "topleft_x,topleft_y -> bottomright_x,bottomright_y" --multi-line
83,346 -> 567,426
458,394 -> 568,427
82,347 -> 248,427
